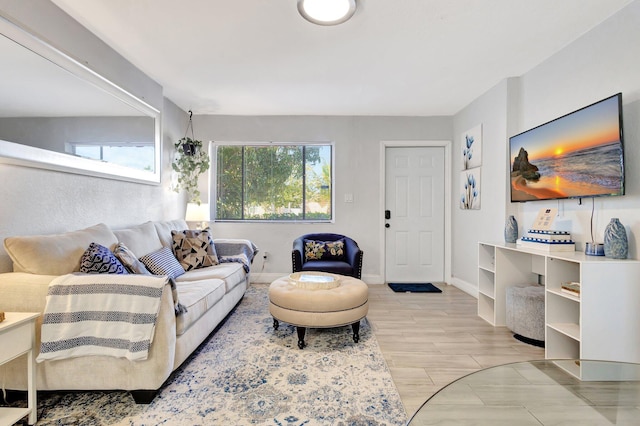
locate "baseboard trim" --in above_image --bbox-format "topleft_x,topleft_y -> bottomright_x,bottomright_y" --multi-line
449,277 -> 477,298
250,272 -> 286,284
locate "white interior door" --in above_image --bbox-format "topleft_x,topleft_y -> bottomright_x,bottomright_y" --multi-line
385,146 -> 445,282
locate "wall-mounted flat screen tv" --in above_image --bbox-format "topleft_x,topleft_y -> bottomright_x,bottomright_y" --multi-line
509,93 -> 624,202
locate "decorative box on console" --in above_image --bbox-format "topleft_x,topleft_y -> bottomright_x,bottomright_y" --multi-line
517,230 -> 576,252
516,208 -> 575,252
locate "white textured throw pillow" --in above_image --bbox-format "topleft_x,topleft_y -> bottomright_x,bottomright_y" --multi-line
139,246 -> 184,279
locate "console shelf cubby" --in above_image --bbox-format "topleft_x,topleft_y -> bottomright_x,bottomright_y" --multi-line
477,244 -> 496,324
478,242 -> 640,379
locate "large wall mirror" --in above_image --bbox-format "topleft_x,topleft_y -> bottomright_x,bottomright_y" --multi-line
0,14 -> 161,184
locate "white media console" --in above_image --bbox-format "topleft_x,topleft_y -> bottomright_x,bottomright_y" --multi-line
478,242 -> 640,379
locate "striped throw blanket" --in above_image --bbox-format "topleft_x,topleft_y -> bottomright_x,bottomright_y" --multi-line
214,239 -> 259,273
37,273 -> 167,362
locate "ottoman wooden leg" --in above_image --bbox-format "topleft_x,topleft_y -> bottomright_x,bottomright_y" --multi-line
296,327 -> 306,349
273,318 -> 279,330
352,321 -> 360,343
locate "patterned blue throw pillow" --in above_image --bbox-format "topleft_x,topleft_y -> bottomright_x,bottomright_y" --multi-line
80,242 -> 129,274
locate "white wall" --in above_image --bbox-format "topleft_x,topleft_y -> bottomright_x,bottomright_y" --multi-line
451,0 -> 640,295
450,79 -> 513,294
515,0 -> 640,258
193,115 -> 452,283
0,0 -> 185,272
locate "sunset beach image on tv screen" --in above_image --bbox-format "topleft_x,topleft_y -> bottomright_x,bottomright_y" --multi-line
509,94 -> 624,202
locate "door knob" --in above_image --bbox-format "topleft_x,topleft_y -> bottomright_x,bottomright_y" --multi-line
385,223 -> 390,228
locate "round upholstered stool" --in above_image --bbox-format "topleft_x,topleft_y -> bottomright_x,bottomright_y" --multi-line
506,284 -> 545,347
268,274 -> 369,349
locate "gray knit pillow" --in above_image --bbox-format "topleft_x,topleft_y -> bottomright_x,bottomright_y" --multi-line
113,242 -> 151,274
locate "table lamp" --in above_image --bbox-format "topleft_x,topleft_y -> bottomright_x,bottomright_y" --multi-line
185,203 -> 210,230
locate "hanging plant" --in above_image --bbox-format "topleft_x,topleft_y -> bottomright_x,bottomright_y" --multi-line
171,111 -> 210,204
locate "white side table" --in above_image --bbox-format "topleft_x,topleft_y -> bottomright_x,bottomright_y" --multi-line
0,312 -> 39,426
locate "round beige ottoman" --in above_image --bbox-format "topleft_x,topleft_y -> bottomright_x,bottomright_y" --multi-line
268,274 -> 369,349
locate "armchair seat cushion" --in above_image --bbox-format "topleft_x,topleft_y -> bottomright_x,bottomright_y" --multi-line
300,260 -> 353,277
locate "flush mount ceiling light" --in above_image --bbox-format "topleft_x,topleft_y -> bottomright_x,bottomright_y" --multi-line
297,0 -> 357,26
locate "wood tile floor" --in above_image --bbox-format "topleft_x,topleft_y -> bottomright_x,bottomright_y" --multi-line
366,282 -> 545,418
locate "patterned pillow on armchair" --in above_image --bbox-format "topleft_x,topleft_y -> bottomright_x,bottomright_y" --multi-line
304,239 -> 345,261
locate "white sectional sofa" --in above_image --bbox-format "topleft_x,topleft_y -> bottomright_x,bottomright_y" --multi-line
0,219 -> 255,403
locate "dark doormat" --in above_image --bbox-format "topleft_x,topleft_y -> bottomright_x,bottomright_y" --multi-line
388,283 -> 442,293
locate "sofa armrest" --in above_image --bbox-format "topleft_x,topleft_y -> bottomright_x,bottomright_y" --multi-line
0,272 -> 58,313
344,238 -> 361,264
352,250 -> 364,279
344,239 -> 364,279
213,239 -> 258,263
292,237 -> 304,273
0,272 -> 178,393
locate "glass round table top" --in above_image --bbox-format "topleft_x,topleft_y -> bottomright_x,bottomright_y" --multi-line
407,359 -> 640,425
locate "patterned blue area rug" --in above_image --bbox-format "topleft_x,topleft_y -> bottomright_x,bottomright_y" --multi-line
11,284 -> 407,425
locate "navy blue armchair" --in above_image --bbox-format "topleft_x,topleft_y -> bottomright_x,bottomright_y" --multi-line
292,233 -> 363,279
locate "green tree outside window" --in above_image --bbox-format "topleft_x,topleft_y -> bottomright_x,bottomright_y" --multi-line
215,144 -> 332,221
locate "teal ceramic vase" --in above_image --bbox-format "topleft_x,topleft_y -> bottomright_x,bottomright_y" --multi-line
604,218 -> 628,259
504,215 -> 518,243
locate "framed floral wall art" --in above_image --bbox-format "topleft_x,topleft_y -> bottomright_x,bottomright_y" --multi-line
462,124 -> 482,170
460,167 -> 481,210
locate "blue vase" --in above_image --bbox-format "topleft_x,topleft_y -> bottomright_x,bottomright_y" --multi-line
604,218 -> 628,259
504,215 -> 518,243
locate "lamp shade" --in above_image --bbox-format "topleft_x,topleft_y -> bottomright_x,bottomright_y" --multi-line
185,203 -> 210,222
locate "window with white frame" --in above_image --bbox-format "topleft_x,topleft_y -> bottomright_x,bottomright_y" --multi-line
214,143 -> 332,221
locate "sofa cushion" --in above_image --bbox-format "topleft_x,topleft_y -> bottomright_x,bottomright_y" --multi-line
174,278 -> 226,335
304,239 -> 346,261
153,220 -> 189,249
139,247 -> 184,279
171,229 -> 219,271
4,223 -> 118,275
79,242 -> 129,274
113,221 -> 163,258
176,262 -> 245,293
113,242 -> 151,274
